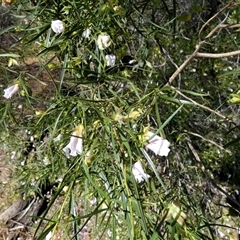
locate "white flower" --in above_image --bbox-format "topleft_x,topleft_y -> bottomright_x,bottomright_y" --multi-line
53,134 -> 62,142
105,54 -> 116,67
145,131 -> 170,157
82,28 -> 91,39
43,156 -> 50,165
3,83 -> 19,99
45,231 -> 52,240
51,20 -> 64,34
63,125 -> 84,158
132,161 -> 150,183
97,33 -> 111,50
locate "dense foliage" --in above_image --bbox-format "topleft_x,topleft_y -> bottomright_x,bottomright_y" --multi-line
1,0 -> 240,239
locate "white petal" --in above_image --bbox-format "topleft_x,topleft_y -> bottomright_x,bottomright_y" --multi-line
105,54 -> 116,67
132,161 -> 150,183
75,137 -> 83,155
97,34 -> 111,50
146,132 -> 170,157
82,28 -> 91,39
51,20 -> 64,34
63,135 -> 83,158
45,231 -> 52,240
53,134 -> 62,142
3,84 -> 19,99
63,146 -> 70,158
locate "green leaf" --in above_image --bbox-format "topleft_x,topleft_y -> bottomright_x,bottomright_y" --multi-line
0,53 -> 21,57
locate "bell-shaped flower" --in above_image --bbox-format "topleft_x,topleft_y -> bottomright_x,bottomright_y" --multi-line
97,33 -> 111,50
63,125 -> 84,158
82,28 -> 91,39
51,20 -> 65,34
132,161 -> 150,183
141,127 -> 170,157
3,83 -> 19,99
105,54 -> 116,67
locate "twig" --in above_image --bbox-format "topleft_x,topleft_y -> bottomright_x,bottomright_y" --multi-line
217,23 -> 240,29
196,50 -> 240,58
0,196 -> 28,224
16,198 -> 35,221
204,12 -> 230,39
198,0 -> 234,41
167,1 -> 235,86
165,1 -> 240,120
167,42 -> 204,86
205,23 -> 240,39
184,130 -> 231,154
172,87 -> 232,121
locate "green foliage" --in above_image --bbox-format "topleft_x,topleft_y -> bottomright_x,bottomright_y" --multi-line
1,0 -> 240,239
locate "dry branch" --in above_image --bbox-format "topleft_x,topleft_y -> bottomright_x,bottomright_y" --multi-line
167,0 -> 236,86
0,196 -> 28,224
196,50 -> 240,58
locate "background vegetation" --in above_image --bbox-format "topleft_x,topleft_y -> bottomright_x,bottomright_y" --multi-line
1,0 -> 240,239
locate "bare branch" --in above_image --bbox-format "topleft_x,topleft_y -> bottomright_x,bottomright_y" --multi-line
184,130 -> 231,153
172,87 -> 233,121
198,0 -> 234,41
196,50 -> 240,58
166,42 -> 204,86
166,1 -> 236,86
